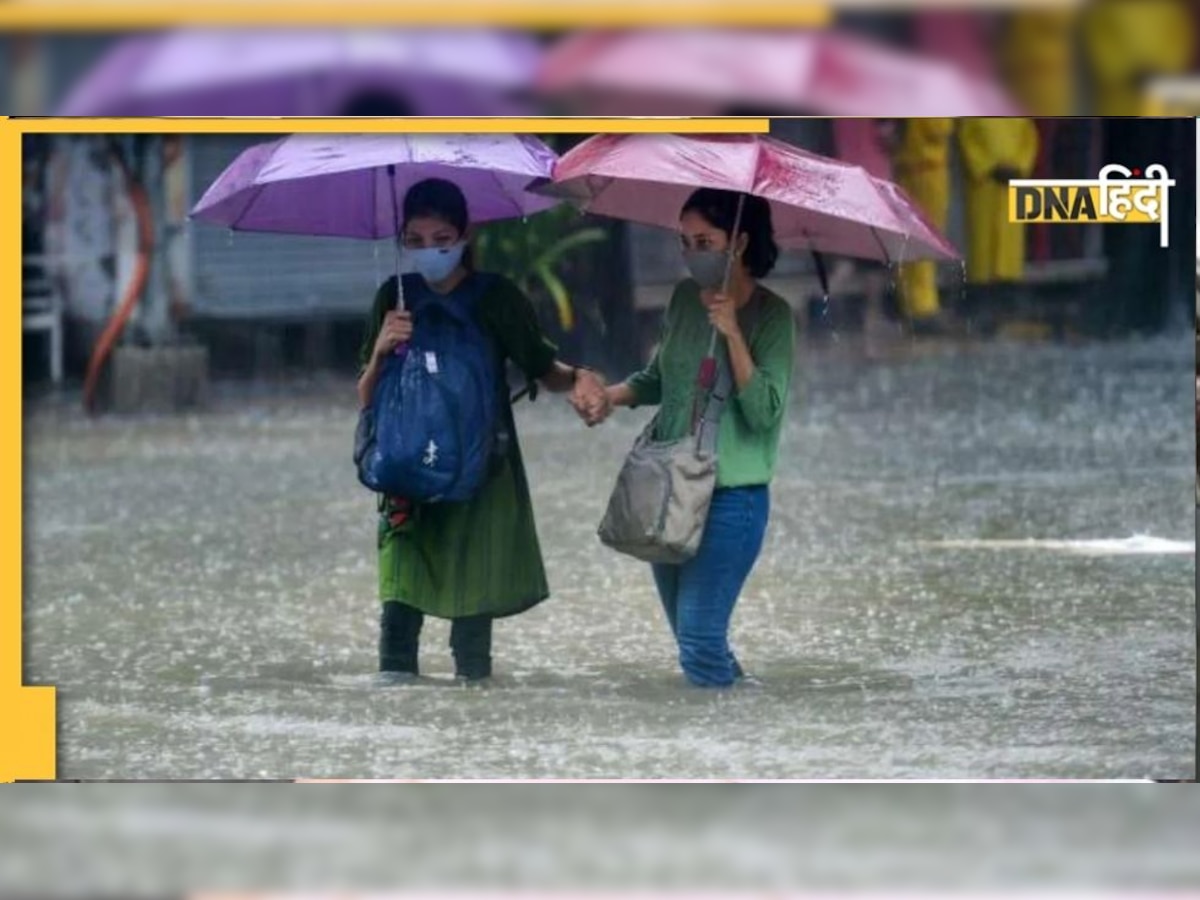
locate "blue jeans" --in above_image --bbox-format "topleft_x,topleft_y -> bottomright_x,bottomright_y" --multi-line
652,485 -> 770,687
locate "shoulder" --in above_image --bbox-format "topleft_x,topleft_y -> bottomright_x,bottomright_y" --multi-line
473,271 -> 528,322
477,271 -> 522,301
373,275 -> 399,310
757,285 -> 793,318
748,285 -> 795,338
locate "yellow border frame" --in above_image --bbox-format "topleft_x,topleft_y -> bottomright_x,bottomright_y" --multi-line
15,118 -> 773,135
0,114 -> 769,782
0,1 -> 830,28
0,0 -> 1097,29
0,119 -> 54,782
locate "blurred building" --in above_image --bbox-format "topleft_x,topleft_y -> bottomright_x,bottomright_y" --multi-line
25,133 -> 395,379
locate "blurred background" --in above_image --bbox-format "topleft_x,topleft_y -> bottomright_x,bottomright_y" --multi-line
10,1 -> 1200,390
2,783 -> 1200,893
16,119 -> 1197,392
6,0 -> 1198,791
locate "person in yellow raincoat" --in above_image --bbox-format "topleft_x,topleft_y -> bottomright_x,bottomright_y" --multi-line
892,118 -> 954,333
1082,0 -> 1196,117
1000,9 -> 1078,117
999,10 -> 1078,266
958,117 -> 1039,289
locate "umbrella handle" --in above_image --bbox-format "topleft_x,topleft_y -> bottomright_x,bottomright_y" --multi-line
704,192 -> 747,360
389,163 -> 406,313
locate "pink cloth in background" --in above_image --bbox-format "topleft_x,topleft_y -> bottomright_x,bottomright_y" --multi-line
831,119 -> 892,181
911,10 -> 999,80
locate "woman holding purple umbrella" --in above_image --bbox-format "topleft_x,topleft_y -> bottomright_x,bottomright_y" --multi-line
574,188 -> 797,689
358,177 -> 606,685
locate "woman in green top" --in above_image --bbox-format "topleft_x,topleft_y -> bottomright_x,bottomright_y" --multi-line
358,178 -> 606,684
578,188 -> 796,687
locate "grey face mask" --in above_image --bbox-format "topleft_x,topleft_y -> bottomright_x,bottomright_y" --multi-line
682,249 -> 732,290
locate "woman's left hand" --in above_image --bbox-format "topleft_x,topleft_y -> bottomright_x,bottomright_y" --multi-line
705,292 -> 742,341
571,369 -> 611,426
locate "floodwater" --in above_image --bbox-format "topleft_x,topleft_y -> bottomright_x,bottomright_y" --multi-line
1,784 -> 1199,892
22,335 -> 1196,779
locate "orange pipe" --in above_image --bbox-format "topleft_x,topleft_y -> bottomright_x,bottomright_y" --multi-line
82,149 -> 153,414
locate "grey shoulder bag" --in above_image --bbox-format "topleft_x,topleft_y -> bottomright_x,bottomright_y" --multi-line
596,340 -> 734,564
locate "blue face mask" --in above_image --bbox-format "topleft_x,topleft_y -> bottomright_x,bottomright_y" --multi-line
407,243 -> 466,284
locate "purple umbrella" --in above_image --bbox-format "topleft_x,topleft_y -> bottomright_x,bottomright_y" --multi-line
191,132 -> 561,238
57,29 -> 542,117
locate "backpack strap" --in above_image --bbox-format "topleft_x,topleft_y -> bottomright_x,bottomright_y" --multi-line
402,271 -> 535,408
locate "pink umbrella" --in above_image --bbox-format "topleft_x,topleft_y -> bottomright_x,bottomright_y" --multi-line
538,29 -> 1020,117
540,132 -> 959,263
57,28 -> 542,117
868,177 -> 961,266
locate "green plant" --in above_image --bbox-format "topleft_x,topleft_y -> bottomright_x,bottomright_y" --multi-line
475,204 -> 607,332
472,133 -> 609,332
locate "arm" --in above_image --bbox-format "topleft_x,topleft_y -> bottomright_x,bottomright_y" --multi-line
606,287 -> 679,410
956,120 -> 996,182
729,300 -> 796,434
357,355 -> 383,409
540,360 -> 603,395
728,329 -> 757,392
605,380 -> 639,409
613,344 -> 663,408
488,277 -> 605,396
1015,118 -> 1040,176
356,277 -> 396,409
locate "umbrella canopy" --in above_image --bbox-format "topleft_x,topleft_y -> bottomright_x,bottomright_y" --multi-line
540,132 -> 959,263
538,29 -> 1020,117
58,28 -> 542,117
868,177 -> 961,265
191,133 -> 561,239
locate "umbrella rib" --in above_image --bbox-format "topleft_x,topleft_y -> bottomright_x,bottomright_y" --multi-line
372,164 -> 380,241
228,180 -> 274,233
748,137 -> 763,196
869,227 -> 893,266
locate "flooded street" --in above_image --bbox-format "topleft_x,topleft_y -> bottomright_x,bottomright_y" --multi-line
2,783 -> 1199,892
23,335 -> 1196,779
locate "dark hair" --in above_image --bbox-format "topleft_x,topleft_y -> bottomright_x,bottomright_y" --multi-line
402,178 -> 469,235
681,188 -> 778,279
401,178 -> 473,270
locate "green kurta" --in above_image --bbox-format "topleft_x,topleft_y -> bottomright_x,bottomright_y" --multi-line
358,272 -> 557,619
626,279 -> 796,488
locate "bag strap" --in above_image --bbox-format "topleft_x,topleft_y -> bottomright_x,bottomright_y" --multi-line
402,271 -> 493,325
695,347 -> 732,456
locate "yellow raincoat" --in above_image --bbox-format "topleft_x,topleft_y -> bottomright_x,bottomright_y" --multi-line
1001,9 -> 1078,116
893,118 -> 954,320
958,118 -> 1039,285
1083,0 -> 1196,117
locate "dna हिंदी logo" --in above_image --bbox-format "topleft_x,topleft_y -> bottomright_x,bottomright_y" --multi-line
1008,163 -> 1175,248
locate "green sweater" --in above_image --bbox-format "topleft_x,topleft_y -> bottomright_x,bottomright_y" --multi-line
626,279 -> 796,489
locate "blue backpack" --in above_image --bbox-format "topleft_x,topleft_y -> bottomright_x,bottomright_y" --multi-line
354,272 -> 507,504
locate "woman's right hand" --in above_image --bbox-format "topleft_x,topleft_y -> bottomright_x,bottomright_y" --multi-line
372,310 -> 413,361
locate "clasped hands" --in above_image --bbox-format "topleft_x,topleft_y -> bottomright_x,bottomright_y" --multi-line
569,368 -> 612,427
